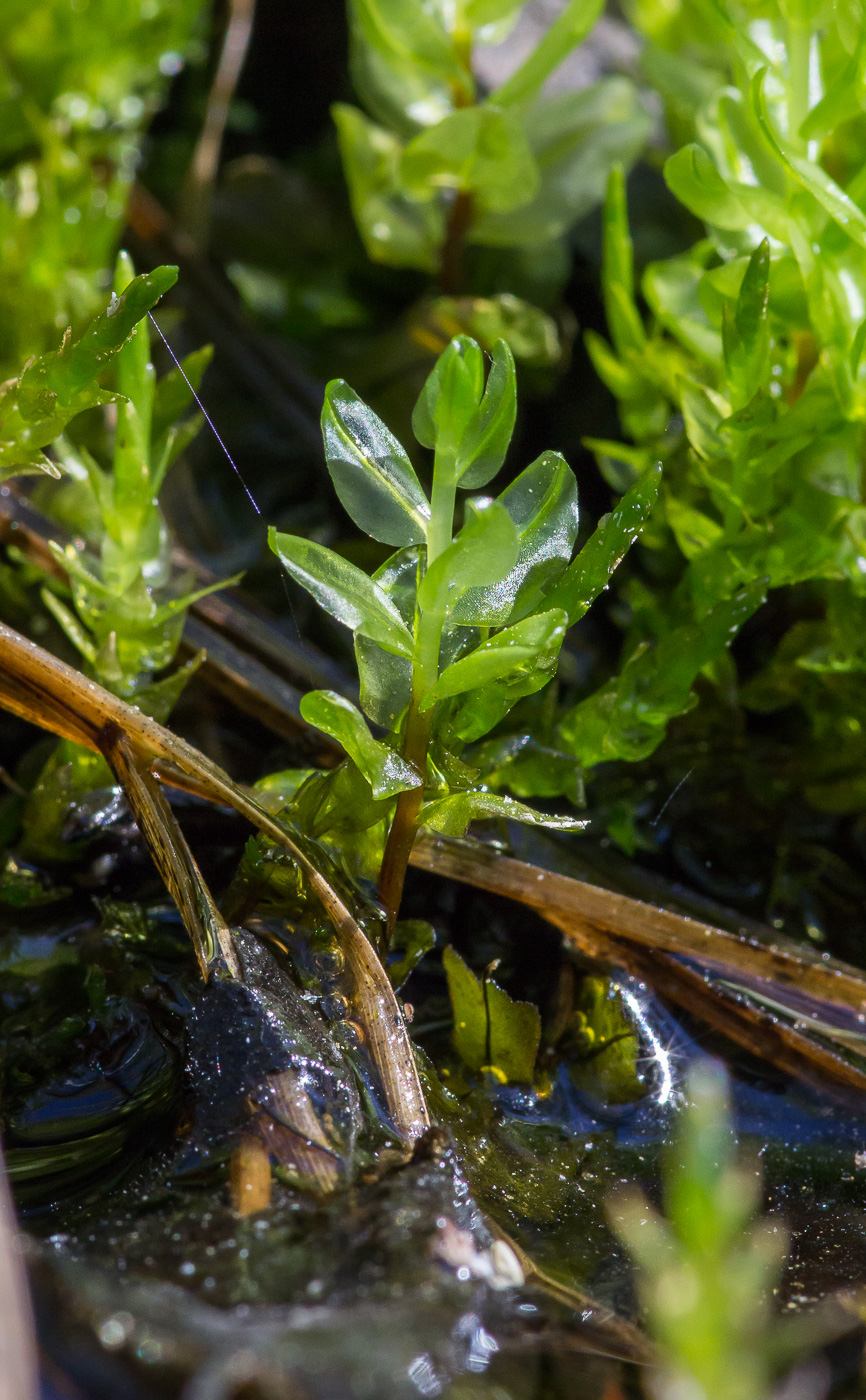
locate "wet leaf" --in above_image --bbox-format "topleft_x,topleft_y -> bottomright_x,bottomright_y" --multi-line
322,380 -> 431,546
430,609 -> 567,706
269,528 -> 415,658
543,465 -> 661,623
420,789 -> 585,836
453,449 -> 579,623
300,690 -> 421,799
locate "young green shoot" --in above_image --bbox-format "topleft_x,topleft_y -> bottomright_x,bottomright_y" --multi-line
270,334 -> 659,936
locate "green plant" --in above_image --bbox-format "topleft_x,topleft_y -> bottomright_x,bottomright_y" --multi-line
0,260 -> 176,479
333,0 -> 650,361
0,0 -> 207,374
269,333 -> 659,931
535,0 -> 866,811
38,251 -> 230,707
5,253 -> 233,858
611,1060 -> 789,1400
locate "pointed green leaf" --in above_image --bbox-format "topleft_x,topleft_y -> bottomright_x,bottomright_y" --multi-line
413,335 -> 486,456
269,527 -> 415,657
751,68 -> 866,252
493,0 -> 604,107
322,380 -> 430,546
602,165 -> 646,357
450,613 -> 573,744
723,239 -> 770,408
559,581 -> 766,767
544,464 -> 661,623
421,790 -> 586,836
456,339 -> 517,487
299,690 -> 421,798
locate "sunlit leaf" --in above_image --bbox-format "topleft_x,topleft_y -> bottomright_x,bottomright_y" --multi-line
299,690 -> 421,799
454,449 -> 579,623
269,527 -> 414,657
429,608 -> 567,705
420,789 -> 585,835
322,379 -> 430,545
544,464 -> 661,623
418,497 -> 518,616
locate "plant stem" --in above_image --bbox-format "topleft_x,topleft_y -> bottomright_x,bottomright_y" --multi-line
440,189 -> 473,296
379,453 -> 456,936
378,700 -> 432,939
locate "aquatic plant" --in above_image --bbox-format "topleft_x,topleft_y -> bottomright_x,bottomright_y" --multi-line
0,0 -> 208,374
333,0 -> 650,361
561,0 -> 866,810
269,332 -> 659,930
37,251 -> 228,708
4,254 -> 232,857
612,1060 -> 789,1400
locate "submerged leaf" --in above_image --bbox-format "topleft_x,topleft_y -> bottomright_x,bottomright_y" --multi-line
443,944 -> 540,1083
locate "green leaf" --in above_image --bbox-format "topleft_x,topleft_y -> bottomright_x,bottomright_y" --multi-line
465,0 -> 525,25
401,105 -> 540,214
0,267 -> 178,478
680,381 -> 729,460
151,344 -> 213,444
666,497 -> 724,559
448,610 -> 569,740
349,0 -> 464,93
493,0 -> 604,107
602,164 -> 645,357
429,608 -> 567,705
456,339 -> 517,487
544,465 -> 661,623
751,68 -> 866,252
454,449 -> 579,623
473,78 -> 650,247
443,944 -> 541,1083
663,144 -> 751,231
322,379 -> 430,546
269,527 -> 415,657
722,238 -> 770,408
299,690 -> 421,799
473,734 -> 584,806
643,251 -> 722,362
413,334 -> 485,454
421,790 -> 585,835
355,547 -> 418,725
414,335 -> 516,487
333,103 -> 444,272
559,581 -> 766,767
418,497 -> 518,616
